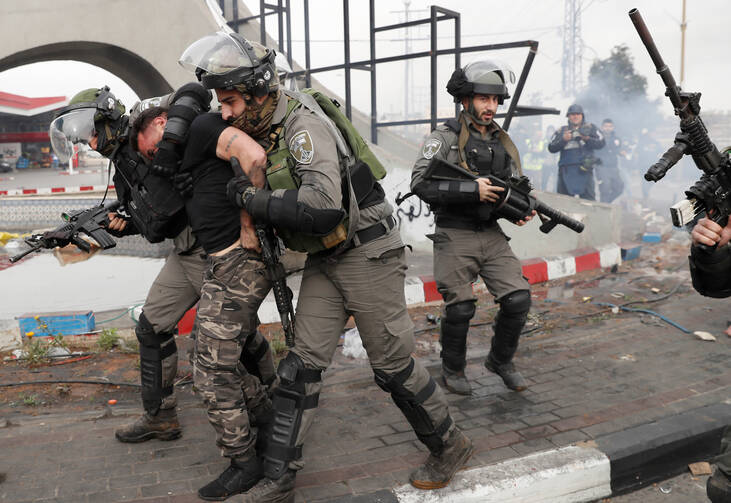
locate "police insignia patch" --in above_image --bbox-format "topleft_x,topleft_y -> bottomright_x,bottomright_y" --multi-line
290,130 -> 315,164
422,138 -> 441,159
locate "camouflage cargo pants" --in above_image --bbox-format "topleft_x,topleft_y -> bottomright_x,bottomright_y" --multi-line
194,246 -> 272,460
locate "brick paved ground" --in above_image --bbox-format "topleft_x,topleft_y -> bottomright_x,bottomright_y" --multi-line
1,242 -> 729,502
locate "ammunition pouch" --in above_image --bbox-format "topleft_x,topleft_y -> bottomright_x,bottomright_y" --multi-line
689,245 -> 731,298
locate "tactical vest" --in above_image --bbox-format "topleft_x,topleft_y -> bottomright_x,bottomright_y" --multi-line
265,89 -> 387,253
434,119 -> 513,228
113,144 -> 187,243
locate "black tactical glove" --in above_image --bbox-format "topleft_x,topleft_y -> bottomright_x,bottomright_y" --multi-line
226,173 -> 256,208
173,170 -> 194,199
40,229 -> 72,248
150,141 -> 179,178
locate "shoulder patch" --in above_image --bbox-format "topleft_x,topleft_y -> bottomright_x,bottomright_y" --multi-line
289,130 -> 315,165
422,138 -> 442,160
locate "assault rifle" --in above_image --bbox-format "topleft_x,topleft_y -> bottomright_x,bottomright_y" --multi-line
231,158 -> 296,347
10,200 -> 120,263
424,158 -> 585,234
629,9 -> 731,249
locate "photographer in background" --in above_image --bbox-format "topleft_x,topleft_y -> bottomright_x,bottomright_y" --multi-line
548,103 -> 605,200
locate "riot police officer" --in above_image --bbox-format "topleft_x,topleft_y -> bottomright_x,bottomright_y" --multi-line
179,31 -> 471,501
49,87 -> 275,450
689,216 -> 731,503
548,103 -> 605,200
411,60 -> 534,396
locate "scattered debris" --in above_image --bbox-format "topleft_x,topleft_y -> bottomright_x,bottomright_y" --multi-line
108,399 -> 117,405
688,462 -> 712,476
342,327 -> 367,359
694,331 -> 717,342
651,287 -> 661,294
56,384 -> 70,396
611,306 -> 620,314
582,296 -> 592,302
619,354 -> 636,361
659,484 -> 672,494
426,313 -> 439,324
610,292 -> 624,298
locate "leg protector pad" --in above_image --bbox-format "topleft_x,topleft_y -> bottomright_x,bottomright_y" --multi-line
440,301 -> 475,372
136,312 -> 176,414
262,352 -> 322,480
240,331 -> 275,386
492,290 -> 531,364
374,359 -> 453,453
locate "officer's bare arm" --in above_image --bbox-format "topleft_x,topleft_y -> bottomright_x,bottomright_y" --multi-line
216,127 -> 267,188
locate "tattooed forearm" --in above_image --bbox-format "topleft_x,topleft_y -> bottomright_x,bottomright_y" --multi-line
224,134 -> 239,152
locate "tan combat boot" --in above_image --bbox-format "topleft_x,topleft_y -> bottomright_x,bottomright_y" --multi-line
114,406 -> 181,443
240,470 -> 296,503
409,427 -> 473,490
441,365 -> 472,395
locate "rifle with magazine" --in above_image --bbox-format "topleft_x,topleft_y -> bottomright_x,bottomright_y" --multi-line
629,8 -> 731,251
424,158 -> 585,234
231,157 -> 296,347
10,200 -> 120,263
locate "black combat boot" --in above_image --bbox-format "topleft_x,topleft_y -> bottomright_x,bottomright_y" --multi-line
409,427 -> 473,490
441,365 -> 472,395
707,468 -> 731,503
114,407 -> 181,443
198,457 -> 263,501
239,470 -> 296,503
484,352 -> 528,391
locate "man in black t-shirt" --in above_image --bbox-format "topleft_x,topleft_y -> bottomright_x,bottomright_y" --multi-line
134,107 -> 275,501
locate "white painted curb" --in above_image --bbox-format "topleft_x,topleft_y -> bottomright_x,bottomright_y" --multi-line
393,445 -> 612,503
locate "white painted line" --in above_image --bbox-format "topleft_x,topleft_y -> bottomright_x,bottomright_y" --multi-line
394,445 -> 612,503
597,244 -> 622,268
545,254 -> 576,280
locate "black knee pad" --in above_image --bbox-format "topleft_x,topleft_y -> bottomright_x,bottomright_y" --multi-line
135,312 -> 176,414
440,301 -> 475,372
374,359 -> 452,454
497,289 -> 531,316
492,290 -> 531,364
445,301 -> 476,323
240,331 -> 271,380
262,352 -> 322,480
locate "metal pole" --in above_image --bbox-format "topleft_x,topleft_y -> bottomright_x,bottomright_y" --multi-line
232,0 -> 239,30
278,0 -> 284,54
344,0 -> 352,120
260,0 -> 266,45
680,0 -> 687,87
502,42 -> 537,132
430,5 -> 437,132
219,0 -> 225,16
370,0 -> 377,143
454,12 -> 461,118
285,0 -> 292,67
304,0 -> 311,88
403,1 -> 410,124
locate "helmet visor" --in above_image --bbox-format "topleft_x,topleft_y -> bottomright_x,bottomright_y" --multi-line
464,60 -> 515,97
49,108 -> 97,162
179,31 -> 256,76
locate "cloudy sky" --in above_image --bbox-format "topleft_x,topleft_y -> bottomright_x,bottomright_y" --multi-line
0,0 -> 727,129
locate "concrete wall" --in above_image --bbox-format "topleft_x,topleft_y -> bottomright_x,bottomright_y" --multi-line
0,0 -> 222,98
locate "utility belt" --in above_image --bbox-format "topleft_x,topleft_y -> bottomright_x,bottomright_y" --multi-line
314,215 -> 396,257
435,213 -> 496,231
